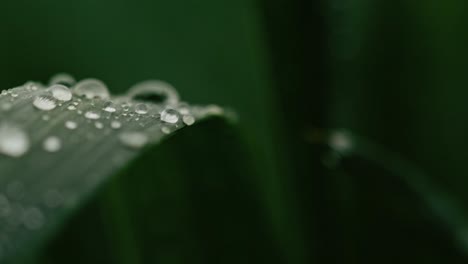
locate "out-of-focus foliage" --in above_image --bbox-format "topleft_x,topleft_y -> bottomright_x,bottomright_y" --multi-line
1,0 -> 468,263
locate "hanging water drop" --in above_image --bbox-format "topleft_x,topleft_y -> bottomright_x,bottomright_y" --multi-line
49,84 -> 73,102
84,111 -> 100,120
119,132 -> 148,149
74,79 -> 110,99
160,108 -> 180,124
33,93 -> 57,111
0,123 -> 30,157
43,136 -> 62,152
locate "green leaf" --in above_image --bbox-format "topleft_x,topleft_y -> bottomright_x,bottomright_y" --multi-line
0,79 -> 235,263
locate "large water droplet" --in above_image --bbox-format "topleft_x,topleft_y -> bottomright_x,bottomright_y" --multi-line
49,73 -> 76,86
119,132 -> 148,149
43,136 -> 62,152
33,93 -> 57,111
128,80 -> 179,105
160,108 -> 180,124
84,111 -> 100,120
0,123 -> 30,157
74,79 -> 110,99
49,84 -> 72,102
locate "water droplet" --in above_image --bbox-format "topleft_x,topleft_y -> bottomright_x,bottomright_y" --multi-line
65,121 -> 77,130
0,123 -> 30,157
22,207 -> 45,230
33,93 -> 57,111
182,115 -> 195,126
111,121 -> 121,129
95,122 -> 104,129
119,132 -> 148,149
49,73 -> 76,86
49,84 -> 72,102
74,79 -> 110,99
160,108 -> 180,124
102,101 -> 117,113
134,103 -> 148,114
67,105 -> 76,111
128,80 -> 179,105
161,126 -> 172,134
42,115 -> 50,121
84,111 -> 100,120
43,136 -> 62,152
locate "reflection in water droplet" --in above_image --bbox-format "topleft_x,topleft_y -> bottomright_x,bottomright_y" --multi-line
128,80 -> 179,105
160,108 -> 180,124
0,123 -> 30,157
33,93 -> 57,111
119,132 -> 148,149
49,84 -> 73,102
65,121 -> 78,130
74,79 -> 110,99
43,136 -> 62,152
85,111 -> 100,120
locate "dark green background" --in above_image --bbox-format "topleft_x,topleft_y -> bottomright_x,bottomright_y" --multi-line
2,0 -> 468,263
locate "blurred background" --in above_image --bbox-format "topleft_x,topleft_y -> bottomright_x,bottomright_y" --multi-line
2,0 -> 468,263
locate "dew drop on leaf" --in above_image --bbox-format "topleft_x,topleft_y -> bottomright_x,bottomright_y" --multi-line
119,131 -> 148,149
65,121 -> 78,130
84,111 -> 100,120
74,79 -> 110,99
127,80 -> 179,105
160,108 -> 180,124
111,120 -> 121,129
102,101 -> 117,113
49,73 -> 76,87
134,103 -> 148,114
49,84 -> 73,102
43,136 -> 62,152
182,115 -> 195,126
0,123 -> 30,157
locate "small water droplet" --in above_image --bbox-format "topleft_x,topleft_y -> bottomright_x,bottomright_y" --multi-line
43,136 -> 62,152
49,84 -> 73,102
33,93 -> 57,111
42,115 -> 50,121
74,79 -> 110,99
95,122 -> 104,129
65,121 -> 78,130
119,132 -> 148,149
102,101 -> 117,113
182,115 -> 195,126
84,111 -> 100,120
111,121 -> 121,129
160,108 -> 180,124
0,123 -> 30,157
67,105 -> 76,111
161,126 -> 172,134
134,103 -> 148,114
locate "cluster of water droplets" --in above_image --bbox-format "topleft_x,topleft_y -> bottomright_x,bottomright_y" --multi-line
0,74 -> 225,258
0,73 -> 210,158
